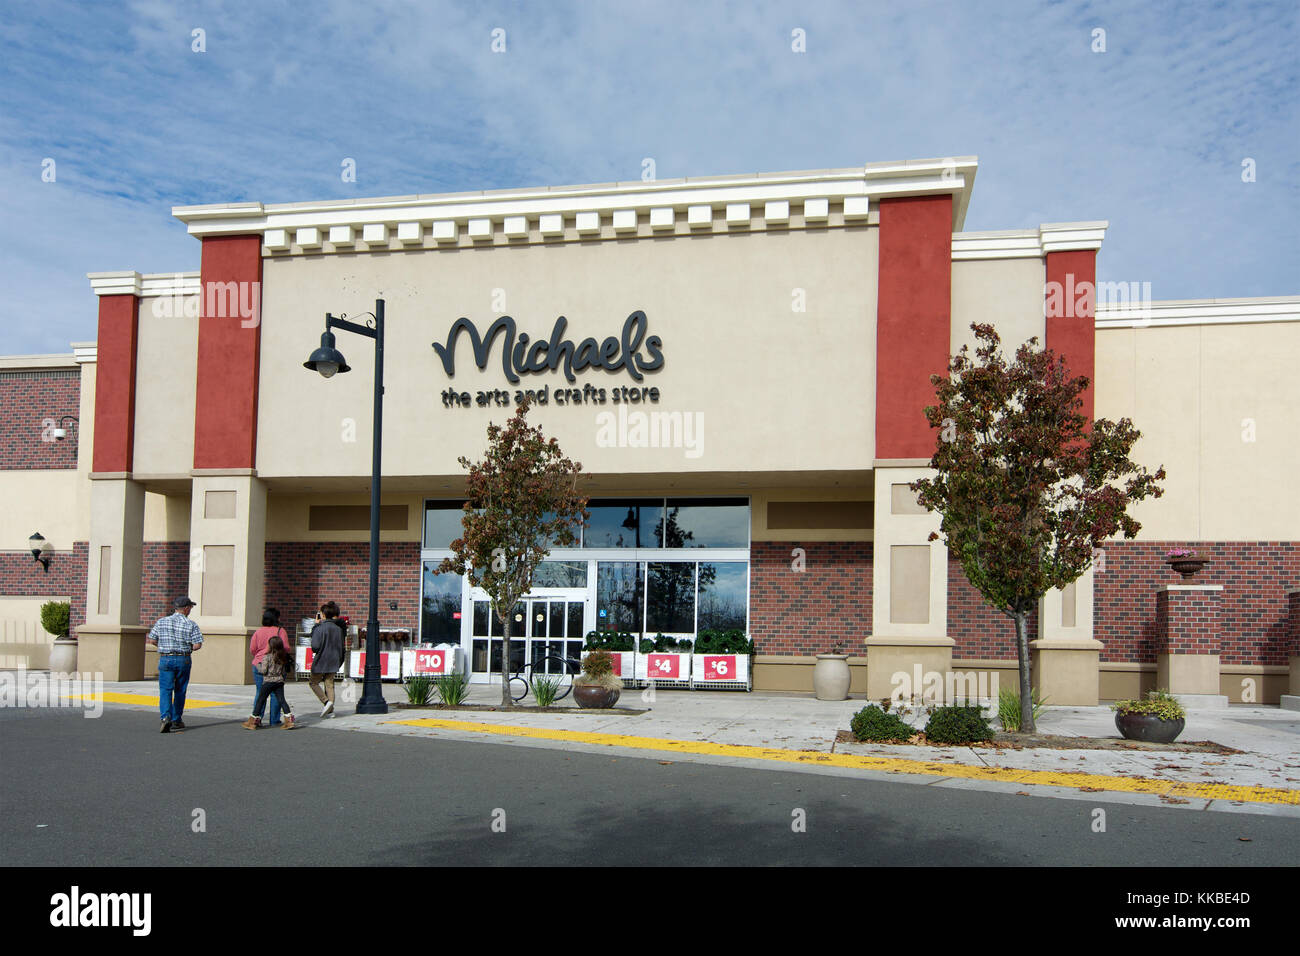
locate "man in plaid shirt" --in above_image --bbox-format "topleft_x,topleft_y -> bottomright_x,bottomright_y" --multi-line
146,596 -> 204,733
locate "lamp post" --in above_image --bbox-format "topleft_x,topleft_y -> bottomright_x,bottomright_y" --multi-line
303,298 -> 388,715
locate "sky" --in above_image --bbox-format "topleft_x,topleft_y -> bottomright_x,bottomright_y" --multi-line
1,0 -> 1296,354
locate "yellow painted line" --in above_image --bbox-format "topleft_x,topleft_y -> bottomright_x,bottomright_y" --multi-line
66,692 -> 233,709
384,717 -> 1300,807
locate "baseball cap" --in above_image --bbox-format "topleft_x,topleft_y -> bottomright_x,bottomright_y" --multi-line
174,596 -> 197,609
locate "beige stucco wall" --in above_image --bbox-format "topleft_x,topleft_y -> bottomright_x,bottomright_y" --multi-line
142,491 -> 192,541
266,491 -> 424,542
1095,321 -> 1300,540
2,471 -> 84,555
0,594 -> 69,668
254,227 -> 877,481
133,293 -> 198,476
951,257 -> 1046,358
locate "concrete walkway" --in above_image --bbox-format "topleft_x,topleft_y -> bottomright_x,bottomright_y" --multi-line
14,671 -> 1300,816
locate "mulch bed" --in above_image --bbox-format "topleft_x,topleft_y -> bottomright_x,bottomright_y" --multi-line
393,703 -> 648,715
835,729 -> 1241,754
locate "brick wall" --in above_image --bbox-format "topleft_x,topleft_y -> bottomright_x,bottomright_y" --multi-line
1288,591 -> 1300,657
264,542 -> 421,633
948,557 -> 1037,659
1095,541 -> 1298,665
0,370 -> 80,469
140,542 -> 192,627
750,542 -> 871,655
1156,588 -> 1221,654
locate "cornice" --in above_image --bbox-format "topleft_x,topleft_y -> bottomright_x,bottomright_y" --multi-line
171,158 -> 979,254
87,271 -> 200,298
1096,296 -> 1300,329
951,221 -> 1109,260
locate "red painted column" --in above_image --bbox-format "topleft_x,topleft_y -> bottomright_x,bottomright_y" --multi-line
1044,250 -> 1096,422
92,294 -> 139,473
194,235 -> 263,469
875,195 -> 953,459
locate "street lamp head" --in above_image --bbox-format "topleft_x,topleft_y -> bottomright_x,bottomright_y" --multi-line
304,329 -> 350,378
28,532 -> 51,571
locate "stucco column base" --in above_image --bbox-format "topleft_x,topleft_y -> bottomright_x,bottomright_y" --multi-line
1029,638 -> 1103,706
1290,654 -> 1300,696
1156,653 -> 1227,708
75,626 -> 148,681
865,636 -> 955,702
1281,696 -> 1300,712
189,630 -> 256,685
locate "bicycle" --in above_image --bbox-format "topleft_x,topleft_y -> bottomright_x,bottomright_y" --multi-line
508,655 -> 581,704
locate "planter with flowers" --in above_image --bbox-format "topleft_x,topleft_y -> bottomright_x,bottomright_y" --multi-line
1112,689 -> 1186,743
1165,548 -> 1209,581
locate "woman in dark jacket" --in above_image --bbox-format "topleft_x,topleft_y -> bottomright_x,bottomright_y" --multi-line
309,601 -> 346,717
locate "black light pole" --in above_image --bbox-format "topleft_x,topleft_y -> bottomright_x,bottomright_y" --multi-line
304,298 -> 388,715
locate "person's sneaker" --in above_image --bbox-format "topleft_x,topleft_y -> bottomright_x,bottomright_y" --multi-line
160,718 -> 172,733
172,720 -> 186,731
321,700 -> 334,717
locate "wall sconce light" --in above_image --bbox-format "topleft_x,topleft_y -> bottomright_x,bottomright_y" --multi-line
28,532 -> 52,572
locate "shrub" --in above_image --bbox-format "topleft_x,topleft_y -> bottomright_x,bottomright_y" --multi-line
997,687 -> 1048,732
924,705 -> 996,745
575,649 -> 622,690
850,705 -> 916,743
434,673 -> 470,706
40,601 -> 70,637
404,673 -> 436,705
638,638 -> 654,653
1112,689 -> 1185,720
532,674 -> 562,707
584,630 -> 634,651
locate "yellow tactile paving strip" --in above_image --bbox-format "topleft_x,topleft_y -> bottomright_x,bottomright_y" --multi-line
386,717 -> 1300,807
66,692 -> 232,709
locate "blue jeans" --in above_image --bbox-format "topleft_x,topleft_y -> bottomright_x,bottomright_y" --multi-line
253,665 -> 283,725
158,655 -> 192,722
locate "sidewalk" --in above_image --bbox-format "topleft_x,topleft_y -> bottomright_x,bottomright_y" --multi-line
22,672 -> 1300,816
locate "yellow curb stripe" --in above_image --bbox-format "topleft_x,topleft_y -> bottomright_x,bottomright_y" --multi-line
66,692 -> 232,709
384,717 -> 1300,807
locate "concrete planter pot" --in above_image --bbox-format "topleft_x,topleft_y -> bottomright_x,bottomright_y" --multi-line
573,684 -> 621,709
49,636 -> 78,676
813,654 -> 851,701
1115,712 -> 1185,743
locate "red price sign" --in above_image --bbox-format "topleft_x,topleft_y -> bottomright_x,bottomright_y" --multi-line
647,654 -> 680,679
414,650 -> 445,674
703,655 -> 735,680
302,647 -> 314,668
608,654 -> 623,677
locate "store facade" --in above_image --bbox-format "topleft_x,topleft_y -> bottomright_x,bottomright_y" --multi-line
6,158 -> 1297,704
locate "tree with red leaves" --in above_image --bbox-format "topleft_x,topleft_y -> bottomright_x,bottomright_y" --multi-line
437,398 -> 588,706
912,325 -> 1165,732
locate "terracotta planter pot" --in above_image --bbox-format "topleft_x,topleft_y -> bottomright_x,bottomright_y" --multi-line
573,684 -> 621,709
1115,711 -> 1185,743
813,654 -> 851,701
1166,557 -> 1209,581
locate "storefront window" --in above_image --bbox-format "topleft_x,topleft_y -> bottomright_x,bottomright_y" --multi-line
596,561 -> 644,633
646,561 -> 696,633
531,560 -> 588,588
585,498 -> 663,548
661,498 -> 749,548
697,562 -> 748,631
423,500 -> 467,549
420,561 -> 462,644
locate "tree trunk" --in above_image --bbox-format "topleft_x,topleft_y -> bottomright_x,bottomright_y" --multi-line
1014,611 -> 1035,733
500,609 -> 513,708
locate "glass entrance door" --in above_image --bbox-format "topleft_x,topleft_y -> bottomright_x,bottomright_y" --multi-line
470,591 -> 587,681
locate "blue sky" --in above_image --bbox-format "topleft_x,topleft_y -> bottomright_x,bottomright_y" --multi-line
2,0 -> 1296,354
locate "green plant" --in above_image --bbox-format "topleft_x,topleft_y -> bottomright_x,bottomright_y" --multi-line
434,673 -> 470,706
1112,689 -> 1185,720
638,638 -> 654,653
850,705 -> 916,743
404,673 -> 436,705
651,634 -> 678,652
575,649 -> 622,690
585,630 -> 635,652
678,638 -> 693,652
997,687 -> 1048,732
532,674 -> 562,707
924,705 -> 996,745
40,601 -> 70,637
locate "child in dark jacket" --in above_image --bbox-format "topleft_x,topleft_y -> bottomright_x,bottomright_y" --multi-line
242,634 -> 298,729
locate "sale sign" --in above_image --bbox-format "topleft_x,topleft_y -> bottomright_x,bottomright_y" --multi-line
647,653 -> 681,679
413,649 -> 445,674
700,655 -> 736,680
